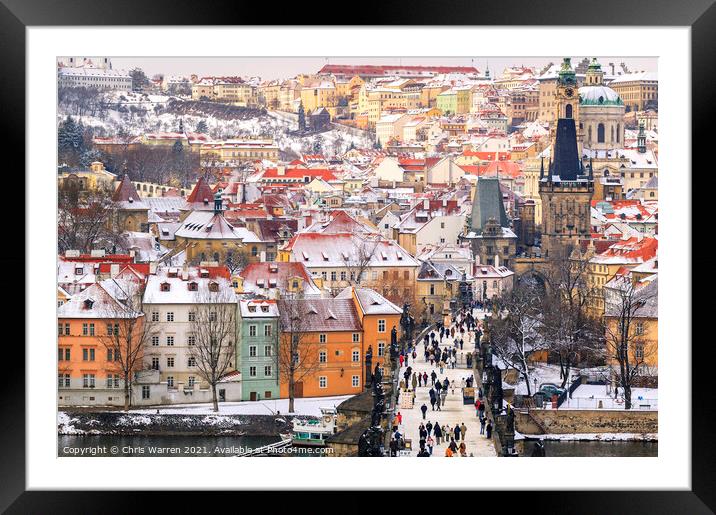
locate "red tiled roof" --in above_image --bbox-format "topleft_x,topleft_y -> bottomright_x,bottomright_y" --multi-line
112,175 -> 142,202
261,168 -> 337,181
186,177 -> 215,203
319,64 -> 479,76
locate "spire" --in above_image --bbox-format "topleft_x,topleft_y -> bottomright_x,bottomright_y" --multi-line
112,174 -> 142,203
540,156 -> 545,180
550,118 -> 581,181
637,122 -> 647,153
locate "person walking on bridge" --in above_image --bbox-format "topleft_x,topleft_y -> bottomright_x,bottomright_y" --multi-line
421,403 -> 428,420
460,423 -> 467,441
431,370 -> 437,385
453,424 -> 461,442
411,373 -> 418,391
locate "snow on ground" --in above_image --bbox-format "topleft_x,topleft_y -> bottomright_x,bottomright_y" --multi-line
559,384 -> 658,410
126,395 -> 353,417
510,363 -> 578,396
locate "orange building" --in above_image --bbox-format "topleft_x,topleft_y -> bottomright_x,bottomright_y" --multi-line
336,286 -> 402,376
278,298 -> 364,398
57,282 -> 144,407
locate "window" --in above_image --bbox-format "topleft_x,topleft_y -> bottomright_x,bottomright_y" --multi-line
88,323 -> 95,336
597,123 -> 605,143
352,350 -> 360,362
635,343 -> 645,360
82,348 -> 95,361
209,311 -> 217,322
151,336 -> 159,346
188,357 -> 196,367
167,376 -> 175,388
142,385 -> 150,399
249,366 -> 257,377
378,319 -> 386,333
188,376 -> 196,388
635,322 -> 645,336
167,357 -> 175,368
378,342 -> 385,357
264,325 -> 272,337
188,311 -> 196,322
352,333 -> 360,343
107,374 -> 120,389
65,323 -> 70,336
166,336 -> 174,346
264,365 -> 272,377
151,312 -> 159,322
166,312 -> 174,322
82,323 -> 88,336
59,373 -> 70,388
264,345 -> 273,357
331,271 -> 337,281
319,350 -> 327,363
249,325 -> 257,337
340,271 -> 347,281
319,334 -> 327,343
82,374 -> 95,388
352,375 -> 360,388
249,346 -> 257,357
151,357 -> 159,370
319,376 -> 327,388
187,335 -> 196,346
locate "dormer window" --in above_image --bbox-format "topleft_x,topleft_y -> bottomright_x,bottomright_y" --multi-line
261,305 -> 269,313
160,282 -> 171,292
208,282 -> 219,292
200,269 -> 209,278
248,305 -> 257,312
83,299 -> 94,309
188,282 -> 198,291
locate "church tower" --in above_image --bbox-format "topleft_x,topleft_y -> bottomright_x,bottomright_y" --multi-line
551,58 -> 582,149
539,118 -> 594,257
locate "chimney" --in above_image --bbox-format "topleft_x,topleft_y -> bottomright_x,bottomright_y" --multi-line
423,199 -> 429,210
129,250 -> 136,260
494,254 -> 500,268
260,250 -> 266,263
110,264 -> 120,278
277,165 -> 286,176
149,262 -> 157,274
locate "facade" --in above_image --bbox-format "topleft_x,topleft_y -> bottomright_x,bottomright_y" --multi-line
608,71 -> 658,112
142,266 -> 240,395
57,283 -> 142,407
539,118 -> 594,257
238,299 -> 280,401
58,67 -> 132,90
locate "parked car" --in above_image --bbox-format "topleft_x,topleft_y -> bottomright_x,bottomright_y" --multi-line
539,384 -> 565,398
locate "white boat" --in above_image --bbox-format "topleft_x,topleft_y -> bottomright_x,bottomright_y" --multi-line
291,407 -> 338,447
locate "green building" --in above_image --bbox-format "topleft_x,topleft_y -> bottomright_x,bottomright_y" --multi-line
237,299 -> 280,401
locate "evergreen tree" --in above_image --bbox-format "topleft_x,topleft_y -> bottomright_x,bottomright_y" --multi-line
58,116 -> 86,165
129,68 -> 149,92
312,138 -> 322,154
196,120 -> 208,134
298,102 -> 306,132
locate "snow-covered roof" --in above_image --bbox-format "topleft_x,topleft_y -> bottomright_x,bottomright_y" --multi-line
174,210 -> 261,242
143,269 -> 236,305
579,85 -> 622,106
335,286 -> 402,315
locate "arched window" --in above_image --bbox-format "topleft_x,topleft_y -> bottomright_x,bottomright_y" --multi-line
616,124 -> 620,143
611,126 -> 614,143
597,123 -> 605,143
565,104 -> 573,119
588,126 -> 592,143
213,252 -> 220,262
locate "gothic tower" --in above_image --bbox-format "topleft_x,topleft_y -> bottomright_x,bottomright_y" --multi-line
551,58 -> 582,150
539,118 -> 594,257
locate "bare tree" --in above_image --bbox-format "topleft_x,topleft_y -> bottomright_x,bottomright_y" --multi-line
488,280 -> 545,396
341,235 -> 380,286
58,181 -> 120,254
277,299 -> 320,413
541,252 -> 603,387
189,284 -> 237,412
604,277 -> 657,409
97,279 -> 155,410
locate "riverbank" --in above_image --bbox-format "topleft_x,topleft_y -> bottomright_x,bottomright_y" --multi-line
58,411 -> 311,437
521,432 -> 657,442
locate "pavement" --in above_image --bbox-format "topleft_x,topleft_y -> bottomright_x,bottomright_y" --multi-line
393,309 -> 497,457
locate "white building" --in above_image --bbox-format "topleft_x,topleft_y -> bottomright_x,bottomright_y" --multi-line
58,67 -> 132,90
141,266 -> 242,403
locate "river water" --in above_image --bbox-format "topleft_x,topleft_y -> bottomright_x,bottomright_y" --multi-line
542,440 -> 657,457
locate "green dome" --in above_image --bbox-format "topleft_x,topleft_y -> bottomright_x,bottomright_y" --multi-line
578,85 -> 623,106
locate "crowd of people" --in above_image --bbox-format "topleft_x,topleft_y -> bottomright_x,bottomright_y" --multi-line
388,307 -> 495,458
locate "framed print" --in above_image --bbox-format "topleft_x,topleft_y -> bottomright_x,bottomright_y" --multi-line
2,0 -> 711,511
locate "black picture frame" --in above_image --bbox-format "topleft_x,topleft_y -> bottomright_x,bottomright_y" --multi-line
3,0 -> 709,512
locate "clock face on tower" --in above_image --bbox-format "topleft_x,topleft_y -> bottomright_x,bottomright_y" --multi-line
565,88 -> 574,98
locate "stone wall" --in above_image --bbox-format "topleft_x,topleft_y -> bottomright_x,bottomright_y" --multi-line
516,408 -> 657,435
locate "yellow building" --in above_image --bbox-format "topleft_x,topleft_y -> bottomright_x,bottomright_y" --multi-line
300,79 -> 338,118
608,72 -> 658,113
58,161 -> 117,192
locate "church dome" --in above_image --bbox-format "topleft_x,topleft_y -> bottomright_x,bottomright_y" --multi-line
578,85 -> 623,106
